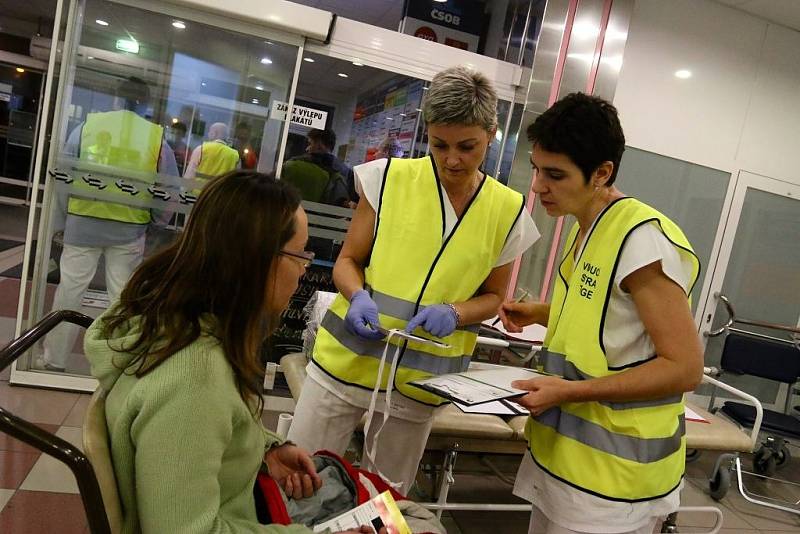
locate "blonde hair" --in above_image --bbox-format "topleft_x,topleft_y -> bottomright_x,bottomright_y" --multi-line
422,66 -> 498,131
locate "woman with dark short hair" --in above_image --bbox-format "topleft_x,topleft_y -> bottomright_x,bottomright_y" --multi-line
500,93 -> 703,534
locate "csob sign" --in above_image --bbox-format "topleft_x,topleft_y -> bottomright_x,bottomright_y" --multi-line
402,0 -> 483,52
271,101 -> 328,129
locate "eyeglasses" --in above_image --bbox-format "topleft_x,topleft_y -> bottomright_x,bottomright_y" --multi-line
280,249 -> 315,269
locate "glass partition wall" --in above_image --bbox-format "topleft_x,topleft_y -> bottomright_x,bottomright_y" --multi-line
11,0 -> 530,392
12,0 -> 304,390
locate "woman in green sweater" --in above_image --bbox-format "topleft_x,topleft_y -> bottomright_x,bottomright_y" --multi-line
85,171 -> 372,533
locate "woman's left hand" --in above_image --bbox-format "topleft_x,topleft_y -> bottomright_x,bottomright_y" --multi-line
406,304 -> 458,338
511,376 -> 576,416
264,444 -> 323,499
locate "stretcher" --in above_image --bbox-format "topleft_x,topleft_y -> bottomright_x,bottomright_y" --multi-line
279,353 -> 756,533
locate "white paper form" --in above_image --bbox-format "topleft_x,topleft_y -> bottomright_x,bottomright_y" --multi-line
410,367 -> 545,406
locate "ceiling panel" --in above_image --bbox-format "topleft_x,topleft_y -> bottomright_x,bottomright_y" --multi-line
715,0 -> 800,31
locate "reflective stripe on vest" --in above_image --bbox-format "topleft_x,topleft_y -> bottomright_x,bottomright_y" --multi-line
68,110 -> 162,224
526,197 -> 700,501
313,156 -> 524,405
196,141 -> 239,182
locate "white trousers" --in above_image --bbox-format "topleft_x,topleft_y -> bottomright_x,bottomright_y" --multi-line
43,239 -> 144,368
287,375 -> 435,495
528,505 -> 661,534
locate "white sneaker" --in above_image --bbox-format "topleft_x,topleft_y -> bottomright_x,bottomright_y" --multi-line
33,357 -> 66,372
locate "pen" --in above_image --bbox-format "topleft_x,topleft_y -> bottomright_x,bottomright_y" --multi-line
491,287 -> 530,327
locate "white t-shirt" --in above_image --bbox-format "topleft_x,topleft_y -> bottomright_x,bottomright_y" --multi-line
513,221 -> 694,533
353,158 -> 540,267
307,158 -> 540,418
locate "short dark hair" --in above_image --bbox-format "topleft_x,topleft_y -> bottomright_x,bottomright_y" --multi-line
527,93 -> 625,185
171,121 -> 187,135
115,76 -> 150,111
307,129 -> 336,151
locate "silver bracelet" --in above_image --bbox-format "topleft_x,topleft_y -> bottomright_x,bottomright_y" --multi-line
446,303 -> 461,327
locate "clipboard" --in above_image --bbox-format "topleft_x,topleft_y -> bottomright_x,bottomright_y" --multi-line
409,367 -> 544,406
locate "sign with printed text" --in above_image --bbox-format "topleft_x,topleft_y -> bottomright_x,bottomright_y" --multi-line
271,101 -> 328,129
401,0 -> 483,51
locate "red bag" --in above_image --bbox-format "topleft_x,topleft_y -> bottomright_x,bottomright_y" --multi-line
255,450 -> 406,526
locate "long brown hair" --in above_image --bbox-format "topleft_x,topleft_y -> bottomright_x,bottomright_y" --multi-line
101,171 -> 300,414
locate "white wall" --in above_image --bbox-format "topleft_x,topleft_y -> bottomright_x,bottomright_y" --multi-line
736,23 -> 800,184
614,0 -> 800,186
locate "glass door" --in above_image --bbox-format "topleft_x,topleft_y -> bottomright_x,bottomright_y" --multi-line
11,0 -> 304,391
697,171 -> 800,410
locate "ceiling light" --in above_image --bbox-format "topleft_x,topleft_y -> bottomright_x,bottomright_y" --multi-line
386,117 -> 393,120
252,98 -> 260,104
95,19 -> 109,26
172,117 -> 179,124
260,57 -> 273,65
16,67 -> 25,73
674,69 -> 692,79
399,113 -> 406,117
172,20 -> 186,29
434,0 -> 447,3
337,72 -> 348,78
87,55 -> 94,60
352,59 -> 364,66
303,57 -> 315,63
201,81 -> 206,86
264,40 -> 273,45
255,84 -> 264,91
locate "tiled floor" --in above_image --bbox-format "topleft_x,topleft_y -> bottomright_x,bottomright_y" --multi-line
2,363 -> 800,534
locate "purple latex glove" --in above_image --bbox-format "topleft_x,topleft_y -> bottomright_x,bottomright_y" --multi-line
344,289 -> 385,340
406,305 -> 458,338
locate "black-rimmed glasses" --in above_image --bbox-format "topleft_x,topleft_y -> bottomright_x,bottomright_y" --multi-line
280,250 -> 315,269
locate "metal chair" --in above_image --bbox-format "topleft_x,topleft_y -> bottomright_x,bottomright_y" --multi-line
0,310 -> 113,534
704,294 -> 800,517
83,387 -> 123,533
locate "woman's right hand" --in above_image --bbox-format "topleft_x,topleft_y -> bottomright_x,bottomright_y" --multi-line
498,301 -> 543,332
344,289 -> 385,340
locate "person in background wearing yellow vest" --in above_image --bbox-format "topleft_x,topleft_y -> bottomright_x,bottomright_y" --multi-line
183,122 -> 240,192
287,66 -> 540,494
39,76 -> 178,372
498,93 -> 703,534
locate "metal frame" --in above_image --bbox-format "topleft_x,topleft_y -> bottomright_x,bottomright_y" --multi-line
303,16 -> 523,101
698,171 -> 800,342
703,302 -> 800,519
0,310 -> 112,534
694,171 -> 800,412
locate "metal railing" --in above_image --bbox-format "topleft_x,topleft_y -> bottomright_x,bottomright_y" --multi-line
0,310 -> 111,534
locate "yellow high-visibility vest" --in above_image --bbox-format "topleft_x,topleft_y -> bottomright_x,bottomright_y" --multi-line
526,197 -> 700,501
313,156 -> 525,405
68,110 -> 163,224
195,141 -> 239,185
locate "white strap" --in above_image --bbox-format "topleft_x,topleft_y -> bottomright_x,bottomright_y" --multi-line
362,329 -> 404,490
